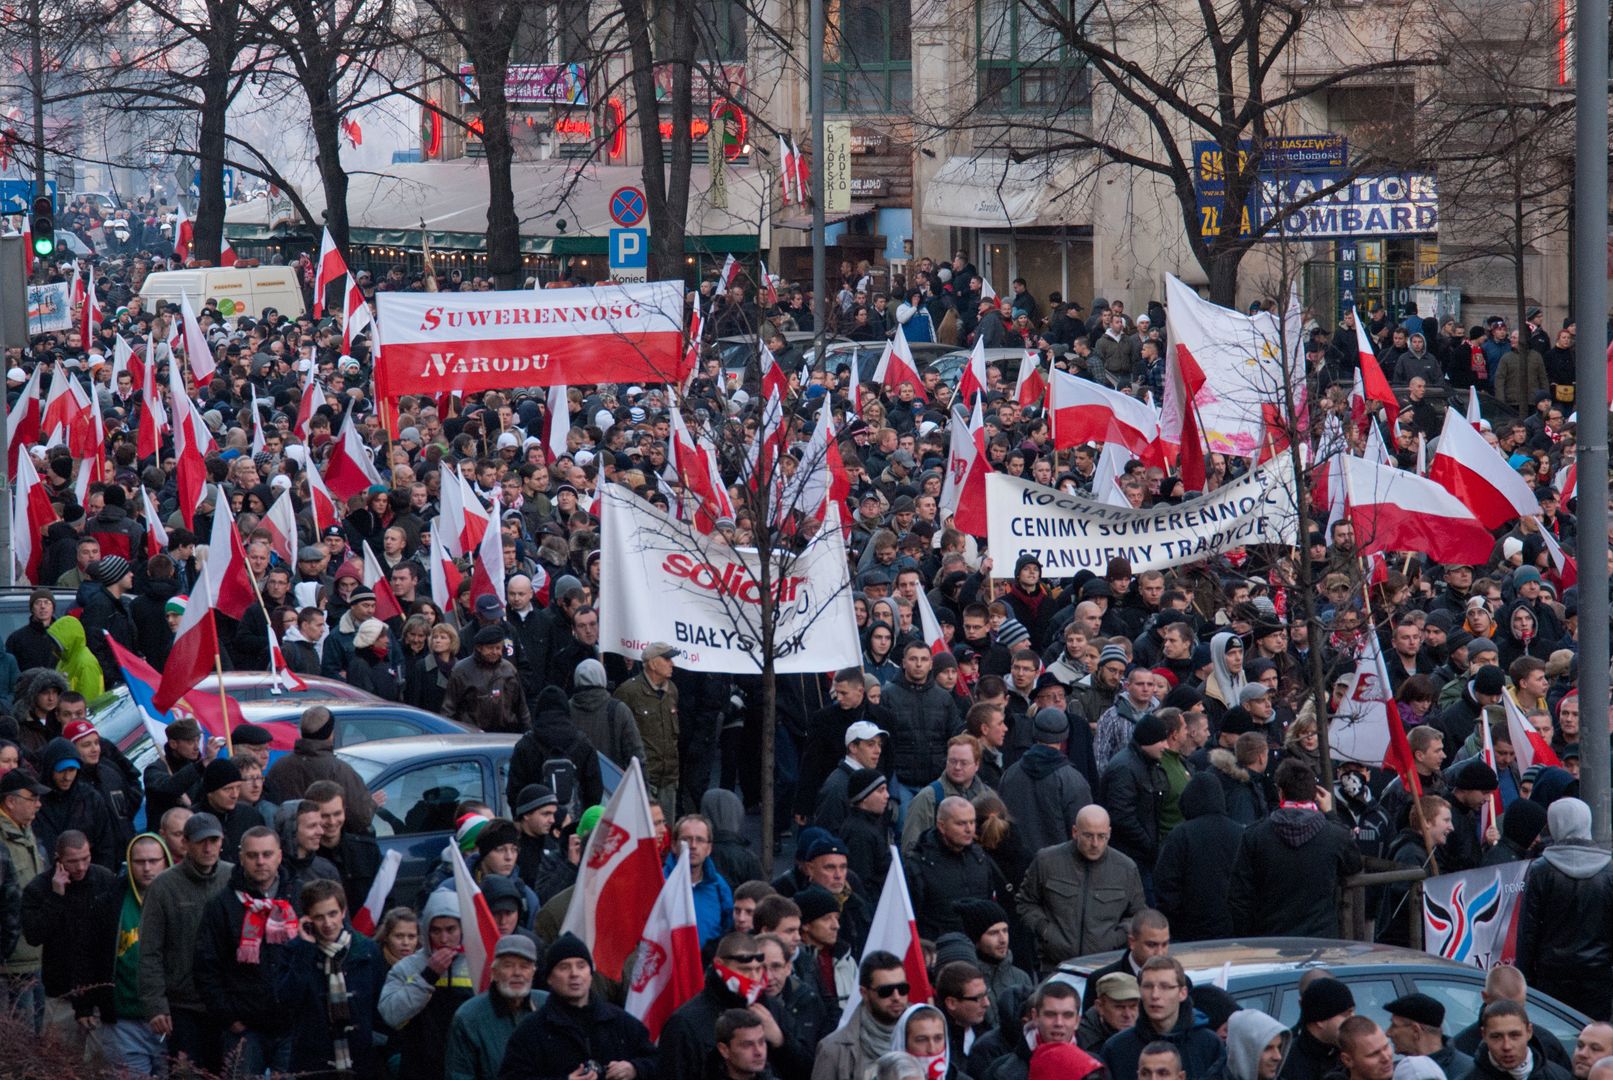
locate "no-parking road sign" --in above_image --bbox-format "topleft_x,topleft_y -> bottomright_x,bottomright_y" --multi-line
610,186 -> 647,227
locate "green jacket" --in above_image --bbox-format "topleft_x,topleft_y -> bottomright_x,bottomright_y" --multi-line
0,810 -> 42,975
443,988 -> 548,1080
137,857 -> 233,1017
614,672 -> 679,791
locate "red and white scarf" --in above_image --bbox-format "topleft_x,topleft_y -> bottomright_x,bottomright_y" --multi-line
236,893 -> 298,964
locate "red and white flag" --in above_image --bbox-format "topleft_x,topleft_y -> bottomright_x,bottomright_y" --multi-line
1326,632 -> 1417,791
467,489 -> 506,614
141,485 -> 169,562
167,356 -> 208,529
1350,304 -> 1399,418
428,528 -> 462,610
623,841 -> 703,1041
1539,524 -> 1577,588
759,260 -> 779,308
1503,687 -> 1561,770
938,398 -> 990,537
262,489 -> 300,566
1467,387 -> 1483,429
323,410 -> 384,500
13,451 -> 55,585
682,296 -> 705,384
154,558 -> 222,712
173,203 -> 193,263
205,499 -> 259,620
836,845 -> 932,1029
1340,455 -> 1495,565
313,227 -> 348,319
78,262 -> 99,345
560,758 -> 666,980
350,849 -> 403,936
7,363 -> 42,476
759,341 -> 790,404
914,589 -> 947,656
1555,461 -> 1577,505
449,841 -> 502,992
305,461 -> 342,536
545,384 -> 570,460
1479,710 -> 1503,835
41,362 -> 88,438
179,292 -> 216,386
791,137 -> 809,197
1014,351 -> 1047,407
718,254 -> 740,290
294,364 -> 322,440
872,326 -> 928,401
955,338 -> 987,406
778,137 -> 799,204
266,629 -> 306,695
361,544 -> 404,621
137,334 -> 168,462
219,235 -> 237,267
670,407 -> 735,534
1428,405 -> 1538,529
1049,368 -> 1159,457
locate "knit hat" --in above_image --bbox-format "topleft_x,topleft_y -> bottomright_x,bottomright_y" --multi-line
1033,707 -> 1069,742
1192,985 -> 1240,1030
347,588 -> 377,606
1029,1043 -> 1103,1080
1513,565 -> 1542,586
577,805 -> 605,838
1520,764 -> 1546,791
456,814 -> 491,853
995,619 -> 1030,649
476,817 -> 520,856
1219,708 -> 1258,737
1425,611 -> 1455,633
932,932 -> 978,971
1385,992 -> 1445,1030
1163,685 -> 1202,711
542,932 -> 593,981
90,555 -> 131,587
1097,644 -> 1129,669
805,837 -> 849,862
202,758 -> 242,794
1473,665 -> 1506,697
955,898 -> 1009,942
1466,638 -> 1499,660
1449,758 -> 1498,792
848,767 -> 887,804
1299,978 -> 1356,1025
353,618 -> 388,650
1132,713 -> 1169,747
165,595 -> 188,617
515,784 -> 558,816
795,886 -> 840,925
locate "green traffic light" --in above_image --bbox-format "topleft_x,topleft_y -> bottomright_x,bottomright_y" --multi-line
31,233 -> 53,257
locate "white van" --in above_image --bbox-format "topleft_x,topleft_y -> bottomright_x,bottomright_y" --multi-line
138,266 -> 307,320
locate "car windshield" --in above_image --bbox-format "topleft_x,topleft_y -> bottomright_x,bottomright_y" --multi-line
338,750 -> 390,787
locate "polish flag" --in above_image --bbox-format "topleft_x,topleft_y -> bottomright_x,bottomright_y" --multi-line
683,295 -> 704,381
436,468 -> 471,557
7,363 -> 41,475
141,486 -> 169,562
1503,687 -> 1561,770
449,841 -> 502,992
791,138 -> 809,197
718,254 -> 740,290
671,407 -> 735,534
1479,709 -> 1503,835
294,365 -> 322,440
1428,405 -> 1537,529
350,849 -> 403,936
1539,524 -> 1577,588
262,489 -> 300,565
70,383 -> 107,505
872,326 -> 928,401
624,841 -> 703,1040
955,338 -> 988,406
41,363 -> 88,437
267,632 -> 307,695
836,845 -> 932,1029
13,451 -> 56,585
206,499 -> 259,620
78,262 -> 99,345
560,758 -> 666,980
313,227 -> 348,319
938,398 -> 990,537
219,236 -> 237,267
1049,368 -> 1160,456
778,137 -> 799,204
1015,351 -> 1047,407
914,589 -> 947,656
341,275 -> 374,355
760,342 -> 789,404
305,462 -> 342,535
168,358 -> 207,529
1340,455 -> 1495,565
545,384 -> 570,460
153,558 -> 222,712
323,410 -> 384,500
759,259 -> 779,308
467,491 -> 506,614
1467,387 -> 1483,429
173,203 -> 193,263
428,528 -> 462,610
1555,461 -> 1577,505
1350,304 -> 1399,418
179,292 -> 216,386
361,544 -> 404,621
136,336 -> 168,461
1325,632 -> 1417,793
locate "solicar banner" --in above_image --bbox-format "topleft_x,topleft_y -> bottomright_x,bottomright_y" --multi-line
598,485 -> 861,674
373,281 -> 687,399
1422,861 -> 1528,969
986,456 -> 1297,575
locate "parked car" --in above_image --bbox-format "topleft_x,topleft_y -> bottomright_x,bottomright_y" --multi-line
0,588 -> 81,645
929,346 -> 1035,389
802,339 -> 957,378
714,332 -> 848,381
1054,938 -> 1588,1044
336,734 -> 624,908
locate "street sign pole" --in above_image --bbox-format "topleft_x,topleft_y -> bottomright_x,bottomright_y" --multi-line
0,237 -> 26,587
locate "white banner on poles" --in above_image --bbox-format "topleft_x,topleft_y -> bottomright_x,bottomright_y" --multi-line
598,484 -> 860,673
985,455 -> 1297,575
1422,861 -> 1529,969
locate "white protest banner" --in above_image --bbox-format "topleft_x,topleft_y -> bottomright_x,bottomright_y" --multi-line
986,455 -> 1297,576
373,282 -> 687,401
1422,861 -> 1529,968
27,282 -> 71,334
598,484 -> 861,673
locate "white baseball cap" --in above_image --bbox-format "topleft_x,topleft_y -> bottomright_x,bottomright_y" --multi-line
844,720 -> 889,745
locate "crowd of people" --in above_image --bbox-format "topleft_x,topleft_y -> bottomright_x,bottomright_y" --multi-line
0,236 -> 1601,1080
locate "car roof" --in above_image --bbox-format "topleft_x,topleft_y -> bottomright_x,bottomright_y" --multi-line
336,732 -> 518,767
235,699 -> 461,721
1060,937 -> 1472,982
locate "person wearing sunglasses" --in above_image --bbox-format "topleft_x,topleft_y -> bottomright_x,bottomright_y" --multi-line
659,932 -> 800,1080
814,951 -> 913,1080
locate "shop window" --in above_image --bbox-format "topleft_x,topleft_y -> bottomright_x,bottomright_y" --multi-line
977,0 -> 1090,113
826,0 -> 911,112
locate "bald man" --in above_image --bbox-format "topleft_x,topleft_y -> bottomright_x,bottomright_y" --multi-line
904,795 -> 1008,940
1573,1025 -> 1613,1080
1018,805 -> 1146,970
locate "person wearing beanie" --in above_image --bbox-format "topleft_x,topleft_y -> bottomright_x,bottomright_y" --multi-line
1095,665 -> 1162,771
568,658 -> 644,770
1226,760 -> 1362,940
6,587 -> 61,673
347,617 -> 404,701
511,783 -> 571,898
199,756 -> 257,861
1516,797 -> 1613,1021
506,684 -> 605,826
262,706 -> 376,834
379,890 -> 477,1080
838,766 -> 896,895
1482,797 -> 1547,866
498,932 -> 656,1080
792,884 -> 858,1017
1283,978 -> 1357,1080
79,553 -> 137,688
1430,665 -> 1507,770
1099,711 -> 1171,873
999,707 -> 1094,854
1443,758 -> 1501,872
952,896 -> 1032,1017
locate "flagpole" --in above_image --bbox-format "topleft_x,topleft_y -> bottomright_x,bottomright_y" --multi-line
211,614 -> 233,757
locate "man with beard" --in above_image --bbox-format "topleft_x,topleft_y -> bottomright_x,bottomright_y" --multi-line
445,934 -> 548,1080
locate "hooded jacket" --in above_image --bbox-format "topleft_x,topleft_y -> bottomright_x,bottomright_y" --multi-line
108,833 -> 172,1022
895,1003 -> 963,1080
1101,1003 -> 1227,1080
47,616 -> 104,699
1154,772 -> 1244,941
34,736 -> 122,869
0,806 -> 42,975
507,685 -> 604,814
568,659 -> 643,768
1208,749 -> 1268,825
10,667 -> 67,757
1000,743 -> 1094,854
1225,1009 -> 1289,1080
379,890 -> 475,1080
702,787 -> 764,887
1515,798 -> 1613,1019
138,853 -> 236,1017
1226,805 -> 1363,938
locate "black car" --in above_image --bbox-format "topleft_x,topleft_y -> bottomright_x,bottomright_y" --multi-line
1055,937 -> 1588,1044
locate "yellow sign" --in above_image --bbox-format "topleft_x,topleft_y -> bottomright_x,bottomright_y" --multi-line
825,121 -> 851,214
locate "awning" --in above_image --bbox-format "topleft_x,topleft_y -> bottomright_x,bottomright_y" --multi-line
225,161 -> 767,253
775,201 -> 875,231
922,156 -> 1091,229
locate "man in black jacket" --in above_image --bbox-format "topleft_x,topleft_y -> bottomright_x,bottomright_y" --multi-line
1281,978 -> 1356,1080
506,685 -> 604,822
905,796 -> 1008,940
656,931 -> 812,1080
1516,797 -> 1613,1021
142,716 -> 209,823
1100,714 -> 1170,878
20,830 -> 120,1046
1153,773 -> 1243,942
61,714 -> 142,845
78,556 -> 137,688
883,641 -> 966,801
498,934 -> 657,1080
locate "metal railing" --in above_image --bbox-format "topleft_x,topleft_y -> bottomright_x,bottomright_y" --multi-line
1340,866 -> 1430,948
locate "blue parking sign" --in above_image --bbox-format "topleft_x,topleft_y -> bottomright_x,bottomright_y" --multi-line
609,227 -> 647,270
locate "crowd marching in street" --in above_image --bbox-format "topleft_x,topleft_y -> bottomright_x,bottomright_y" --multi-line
0,203 -> 1607,1080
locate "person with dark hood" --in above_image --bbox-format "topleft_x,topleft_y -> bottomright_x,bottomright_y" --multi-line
506,685 -> 604,824
568,658 -> 644,768
1516,797 -> 1613,1021
999,708 -> 1095,855
1482,798 -> 1547,865
1153,772 -> 1244,942
33,736 -> 121,869
703,787 -> 765,888
9,668 -> 67,758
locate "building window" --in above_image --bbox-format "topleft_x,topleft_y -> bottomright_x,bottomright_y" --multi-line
977,0 -> 1089,112
691,0 -> 747,62
514,0 -> 591,65
825,0 -> 911,112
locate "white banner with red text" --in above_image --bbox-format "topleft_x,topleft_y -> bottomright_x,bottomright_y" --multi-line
1421,860 -> 1528,969
373,282 -> 688,399
985,456 -> 1297,575
598,484 -> 861,673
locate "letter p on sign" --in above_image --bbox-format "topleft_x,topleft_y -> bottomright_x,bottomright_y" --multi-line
610,227 -> 648,280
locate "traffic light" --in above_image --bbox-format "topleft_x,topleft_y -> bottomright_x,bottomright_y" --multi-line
29,194 -> 53,258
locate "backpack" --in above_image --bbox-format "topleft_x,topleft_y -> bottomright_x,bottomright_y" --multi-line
543,752 -> 582,823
